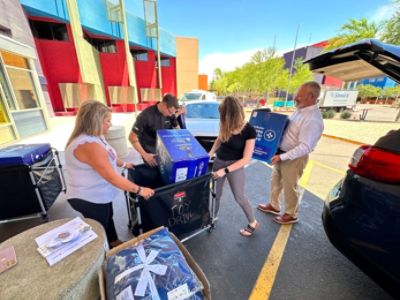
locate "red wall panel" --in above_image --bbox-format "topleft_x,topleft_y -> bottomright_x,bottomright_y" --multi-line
134,50 -> 158,101
323,75 -> 342,88
161,57 -> 177,96
33,23 -> 81,111
99,40 -> 129,105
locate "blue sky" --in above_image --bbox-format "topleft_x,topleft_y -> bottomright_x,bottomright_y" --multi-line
155,1 -> 394,77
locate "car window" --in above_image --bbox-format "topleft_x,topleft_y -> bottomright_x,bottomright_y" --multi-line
186,103 -> 220,119
182,92 -> 202,101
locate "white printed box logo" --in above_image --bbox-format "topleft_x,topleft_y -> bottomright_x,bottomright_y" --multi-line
263,130 -> 276,141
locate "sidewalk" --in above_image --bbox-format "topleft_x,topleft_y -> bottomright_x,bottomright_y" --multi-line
17,112 -> 137,151
13,111 -> 399,149
323,119 -> 399,145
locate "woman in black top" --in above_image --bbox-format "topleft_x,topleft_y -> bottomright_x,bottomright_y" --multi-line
209,96 -> 259,237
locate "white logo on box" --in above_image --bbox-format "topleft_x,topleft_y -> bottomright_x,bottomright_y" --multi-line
264,130 -> 276,141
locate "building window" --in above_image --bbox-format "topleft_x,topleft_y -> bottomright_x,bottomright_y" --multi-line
0,24 -> 12,37
29,20 -> 69,41
1,51 -> 39,110
84,35 -> 117,53
0,62 -> 15,110
6,68 -> 39,109
131,50 -> 148,61
161,57 -> 170,67
155,57 -> 170,67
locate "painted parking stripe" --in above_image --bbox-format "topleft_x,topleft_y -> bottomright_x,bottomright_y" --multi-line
312,160 -> 346,175
249,224 -> 293,300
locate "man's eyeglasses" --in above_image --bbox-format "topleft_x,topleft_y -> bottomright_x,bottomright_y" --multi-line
167,106 -> 178,114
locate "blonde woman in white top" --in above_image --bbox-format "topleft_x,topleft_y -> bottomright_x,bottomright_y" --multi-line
65,100 -> 154,248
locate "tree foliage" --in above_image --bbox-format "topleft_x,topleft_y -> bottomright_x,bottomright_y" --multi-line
356,84 -> 382,98
382,0 -> 400,44
211,48 -> 288,98
324,18 -> 379,50
288,58 -> 314,94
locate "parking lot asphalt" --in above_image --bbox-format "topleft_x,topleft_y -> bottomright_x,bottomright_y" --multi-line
0,155 -> 393,300
184,161 -> 392,300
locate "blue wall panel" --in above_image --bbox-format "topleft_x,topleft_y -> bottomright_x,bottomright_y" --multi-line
21,0 -> 69,21
126,12 -> 150,48
359,76 -> 398,88
159,28 -> 176,56
77,0 -> 122,39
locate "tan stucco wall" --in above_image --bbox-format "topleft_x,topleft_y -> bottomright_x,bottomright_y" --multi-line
176,37 -> 198,98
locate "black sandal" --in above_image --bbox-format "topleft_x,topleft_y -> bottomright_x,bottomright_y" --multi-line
240,222 -> 259,237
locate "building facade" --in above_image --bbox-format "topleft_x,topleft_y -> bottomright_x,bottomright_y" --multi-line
20,0 -> 177,114
176,37 -> 199,98
283,41 -> 343,89
0,0 -> 50,145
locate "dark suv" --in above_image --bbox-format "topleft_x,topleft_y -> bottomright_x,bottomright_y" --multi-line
306,39 -> 400,298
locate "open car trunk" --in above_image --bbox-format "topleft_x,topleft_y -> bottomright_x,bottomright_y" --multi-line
305,39 -> 400,83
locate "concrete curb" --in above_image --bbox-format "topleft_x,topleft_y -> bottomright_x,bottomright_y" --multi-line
322,134 -> 365,145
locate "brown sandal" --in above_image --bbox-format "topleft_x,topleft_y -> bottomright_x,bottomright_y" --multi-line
240,221 -> 259,237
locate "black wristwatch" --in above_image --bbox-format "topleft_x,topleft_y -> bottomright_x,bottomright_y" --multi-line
224,167 -> 230,174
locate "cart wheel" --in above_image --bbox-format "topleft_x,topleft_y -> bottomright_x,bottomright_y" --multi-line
41,213 -> 49,222
131,226 -> 141,237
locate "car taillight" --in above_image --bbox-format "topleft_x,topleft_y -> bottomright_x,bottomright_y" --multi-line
349,145 -> 400,184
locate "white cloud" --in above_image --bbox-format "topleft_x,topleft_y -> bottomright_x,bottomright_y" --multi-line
371,2 -> 396,23
199,48 -> 260,80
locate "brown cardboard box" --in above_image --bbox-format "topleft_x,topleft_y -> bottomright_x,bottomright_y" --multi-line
99,227 -> 211,300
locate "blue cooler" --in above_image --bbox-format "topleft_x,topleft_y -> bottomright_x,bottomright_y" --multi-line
249,110 -> 289,164
156,129 -> 209,184
0,143 -> 66,223
0,143 -> 51,166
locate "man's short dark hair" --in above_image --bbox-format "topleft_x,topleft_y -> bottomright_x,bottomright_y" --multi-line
162,94 -> 179,108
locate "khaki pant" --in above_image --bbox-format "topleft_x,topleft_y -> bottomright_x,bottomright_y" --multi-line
270,155 -> 309,217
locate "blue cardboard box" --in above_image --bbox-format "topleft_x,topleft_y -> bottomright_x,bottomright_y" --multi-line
249,110 -> 288,163
0,143 -> 51,166
156,129 -> 209,184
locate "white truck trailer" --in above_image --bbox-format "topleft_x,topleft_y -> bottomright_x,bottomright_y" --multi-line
318,90 -> 358,111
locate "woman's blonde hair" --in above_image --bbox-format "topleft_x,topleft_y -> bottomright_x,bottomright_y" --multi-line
218,96 -> 245,142
66,100 -> 111,148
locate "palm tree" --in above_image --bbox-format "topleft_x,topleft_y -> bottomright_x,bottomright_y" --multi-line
324,18 -> 379,50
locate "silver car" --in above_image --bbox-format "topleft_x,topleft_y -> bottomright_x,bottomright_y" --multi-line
182,100 -> 220,152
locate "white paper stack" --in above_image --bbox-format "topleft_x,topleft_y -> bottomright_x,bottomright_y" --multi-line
35,217 -> 98,266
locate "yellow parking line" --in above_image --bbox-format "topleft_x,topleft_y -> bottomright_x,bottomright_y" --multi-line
249,159 -> 344,299
299,160 -> 314,188
249,224 -> 293,300
312,160 -> 346,175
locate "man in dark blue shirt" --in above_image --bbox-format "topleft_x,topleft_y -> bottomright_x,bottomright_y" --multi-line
129,94 -> 181,166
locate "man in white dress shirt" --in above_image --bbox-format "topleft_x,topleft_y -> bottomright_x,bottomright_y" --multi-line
257,81 -> 324,225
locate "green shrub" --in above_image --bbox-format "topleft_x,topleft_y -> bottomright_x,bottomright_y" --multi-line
322,109 -> 335,119
340,110 -> 352,119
